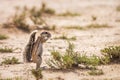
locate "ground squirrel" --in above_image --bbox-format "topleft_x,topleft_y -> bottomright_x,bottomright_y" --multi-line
23,30 -> 51,69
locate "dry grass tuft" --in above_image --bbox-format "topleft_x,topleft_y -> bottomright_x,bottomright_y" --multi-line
116,5 -> 120,11
88,69 -> 104,76
54,34 -> 76,41
0,34 -> 8,40
31,69 -> 43,80
1,57 -> 20,65
0,47 -> 13,53
58,11 -> 80,17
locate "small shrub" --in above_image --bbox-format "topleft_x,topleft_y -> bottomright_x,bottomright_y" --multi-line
40,3 -> 55,15
0,34 -> 8,40
30,6 -> 42,18
54,34 -> 76,41
58,11 -> 80,16
0,47 -> 13,53
12,12 -> 30,32
1,57 -> 20,65
31,69 -> 43,80
101,46 -> 120,63
46,42 -> 100,69
44,8 -> 55,15
116,5 -> 120,11
88,69 -> 104,76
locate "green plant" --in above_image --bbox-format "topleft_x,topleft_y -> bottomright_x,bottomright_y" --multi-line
31,69 -> 43,80
0,34 -> 8,40
46,42 -> 100,69
54,34 -> 76,41
0,47 -> 13,53
77,55 -> 100,67
1,57 -> 20,65
88,69 -> 104,76
58,11 -> 80,16
101,46 -> 120,63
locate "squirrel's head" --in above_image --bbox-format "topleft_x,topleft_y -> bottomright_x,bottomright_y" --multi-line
40,31 -> 51,43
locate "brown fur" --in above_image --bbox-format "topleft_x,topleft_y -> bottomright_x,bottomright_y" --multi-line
23,30 -> 51,70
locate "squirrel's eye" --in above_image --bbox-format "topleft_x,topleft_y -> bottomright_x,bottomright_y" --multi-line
45,32 -> 48,34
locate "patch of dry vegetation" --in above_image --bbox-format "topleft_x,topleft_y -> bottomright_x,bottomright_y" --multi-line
3,3 -> 56,32
86,24 -> 110,28
54,34 -> 76,41
46,42 -> 120,77
101,46 -> 120,63
0,34 -> 8,40
31,69 -> 43,80
1,57 -> 20,65
116,5 -> 120,11
58,11 -> 80,17
64,24 -> 110,30
88,69 -> 104,76
64,25 -> 83,30
0,77 -> 22,80
0,47 -> 13,53
92,16 -> 97,21
46,42 -> 102,69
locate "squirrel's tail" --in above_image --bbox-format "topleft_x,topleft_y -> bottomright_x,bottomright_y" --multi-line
23,30 -> 38,63
28,30 -> 38,44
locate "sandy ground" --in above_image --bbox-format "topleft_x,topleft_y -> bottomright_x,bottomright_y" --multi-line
0,0 -> 120,80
